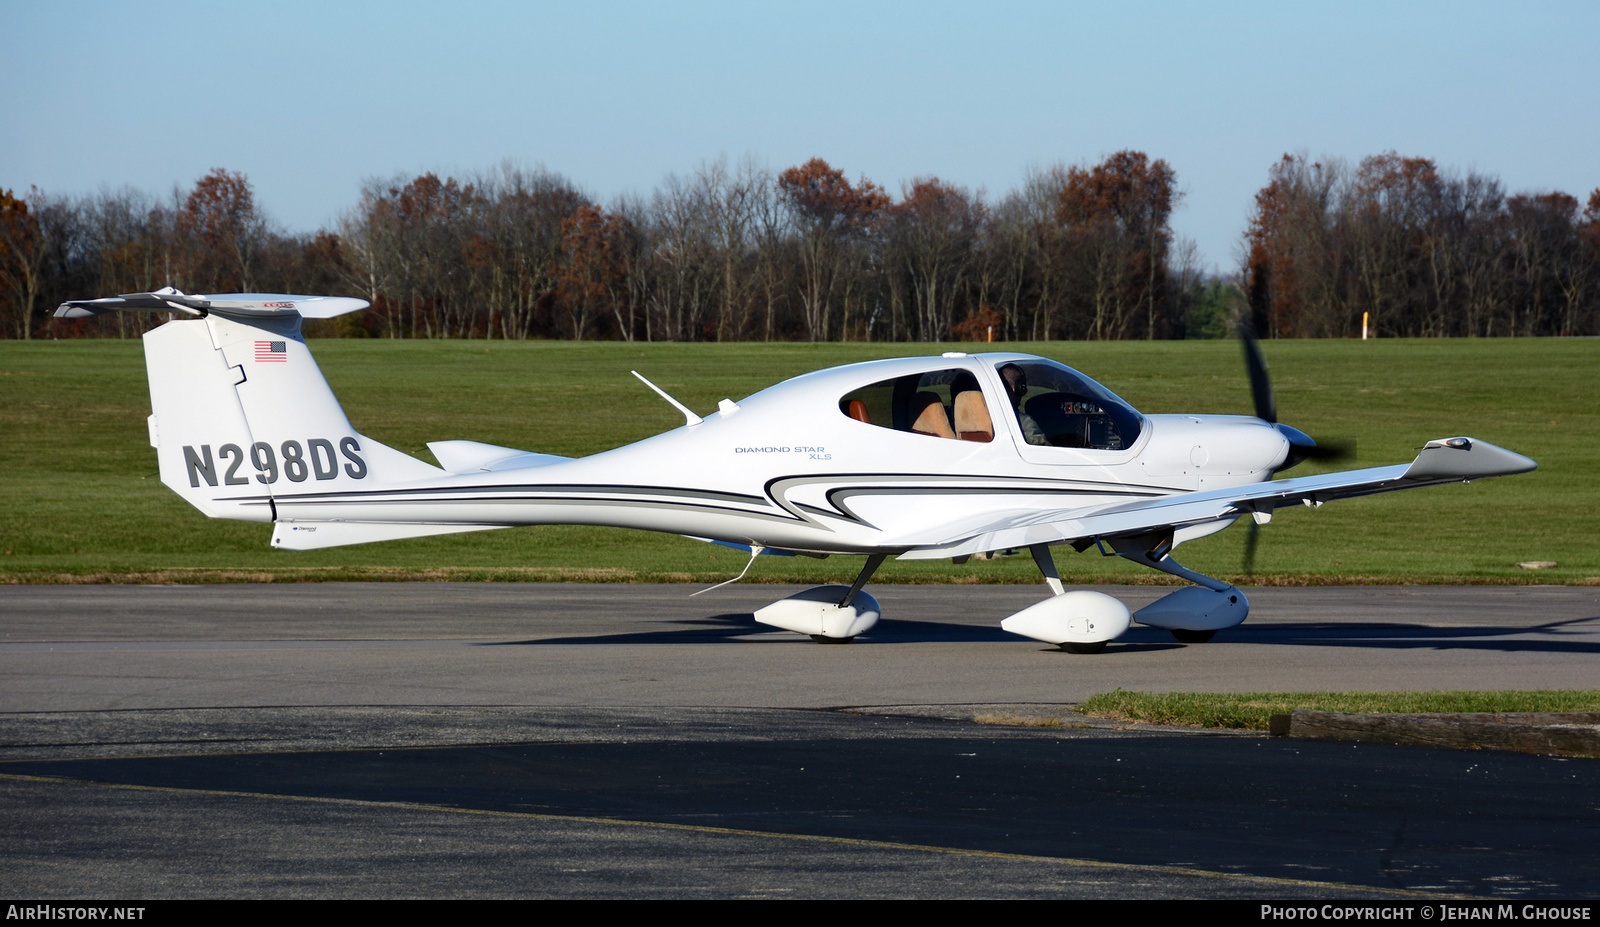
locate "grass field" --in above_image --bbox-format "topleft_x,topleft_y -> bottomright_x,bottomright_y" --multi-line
1,336 -> 1594,585
1076,690 -> 1600,730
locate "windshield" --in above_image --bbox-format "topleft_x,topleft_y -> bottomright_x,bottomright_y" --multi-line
994,360 -> 1143,451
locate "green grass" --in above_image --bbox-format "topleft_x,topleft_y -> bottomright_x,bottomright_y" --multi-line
1,337 -> 1595,584
1077,690 -> 1600,730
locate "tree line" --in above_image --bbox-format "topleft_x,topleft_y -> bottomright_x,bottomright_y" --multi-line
3,151 -> 1596,341
1245,153 -> 1600,338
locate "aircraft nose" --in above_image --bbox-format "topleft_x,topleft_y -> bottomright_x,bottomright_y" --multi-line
1269,420 -> 1355,472
1271,421 -> 1314,471
1142,415 -> 1288,482
1273,422 -> 1316,450
1210,419 -> 1292,475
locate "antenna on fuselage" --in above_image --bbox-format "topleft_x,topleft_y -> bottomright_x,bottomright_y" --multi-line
690,544 -> 764,596
631,370 -> 703,427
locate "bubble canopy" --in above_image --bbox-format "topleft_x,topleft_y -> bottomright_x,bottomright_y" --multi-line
832,354 -> 1143,453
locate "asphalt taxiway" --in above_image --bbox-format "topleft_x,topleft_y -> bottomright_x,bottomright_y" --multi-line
2,583 -> 1597,899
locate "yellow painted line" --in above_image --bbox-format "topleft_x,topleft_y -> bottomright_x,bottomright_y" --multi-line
1,771 -> 1455,898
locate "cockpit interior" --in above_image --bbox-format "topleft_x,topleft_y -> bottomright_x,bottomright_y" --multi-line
837,358 -> 1143,452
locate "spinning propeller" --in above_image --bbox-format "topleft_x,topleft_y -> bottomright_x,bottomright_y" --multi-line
1237,321 -> 1355,574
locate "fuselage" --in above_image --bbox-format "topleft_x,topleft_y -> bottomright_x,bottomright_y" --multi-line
268,352 -> 1291,554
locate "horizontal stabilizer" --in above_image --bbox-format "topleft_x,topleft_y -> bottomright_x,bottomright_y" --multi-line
682,536 -> 801,557
57,287 -> 368,320
270,521 -> 506,551
427,440 -> 570,473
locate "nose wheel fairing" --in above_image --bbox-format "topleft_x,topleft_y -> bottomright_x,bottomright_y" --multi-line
1133,585 -> 1249,632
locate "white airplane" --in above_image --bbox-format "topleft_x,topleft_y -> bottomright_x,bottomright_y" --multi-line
58,289 -> 1536,652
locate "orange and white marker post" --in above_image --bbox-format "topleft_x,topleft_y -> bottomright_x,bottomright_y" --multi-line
1362,311 -> 1369,340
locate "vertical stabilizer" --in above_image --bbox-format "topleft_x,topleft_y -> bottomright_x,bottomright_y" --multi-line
143,313 -> 441,522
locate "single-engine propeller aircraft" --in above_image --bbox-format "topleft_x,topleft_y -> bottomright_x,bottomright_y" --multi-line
58,289 -> 1537,652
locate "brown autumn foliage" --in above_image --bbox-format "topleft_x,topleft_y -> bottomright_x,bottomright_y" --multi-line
555,205 -> 640,340
778,158 -> 892,341
951,303 -> 1002,341
0,188 -> 44,339
175,168 -> 263,293
16,153 -> 1598,341
884,178 -> 985,341
1246,152 -> 1600,338
1057,151 -> 1179,340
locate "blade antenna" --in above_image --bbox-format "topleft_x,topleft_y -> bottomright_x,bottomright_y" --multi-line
690,545 -> 764,596
632,371 -> 703,427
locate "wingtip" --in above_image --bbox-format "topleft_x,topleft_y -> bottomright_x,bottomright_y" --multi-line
1404,437 -> 1537,481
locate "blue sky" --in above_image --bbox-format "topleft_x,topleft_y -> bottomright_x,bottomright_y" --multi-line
4,0 -> 1596,272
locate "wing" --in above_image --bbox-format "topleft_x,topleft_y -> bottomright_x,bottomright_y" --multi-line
896,436 -> 1536,560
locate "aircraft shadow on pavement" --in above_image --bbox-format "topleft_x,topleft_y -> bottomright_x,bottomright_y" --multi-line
490,614 -> 1600,653
493,613 -> 1022,646
1218,615 -> 1600,654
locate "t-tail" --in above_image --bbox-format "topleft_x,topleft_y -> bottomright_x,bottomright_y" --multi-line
56,289 -> 499,551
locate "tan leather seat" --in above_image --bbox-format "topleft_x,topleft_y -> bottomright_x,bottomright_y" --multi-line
953,390 -> 992,442
910,392 -> 955,439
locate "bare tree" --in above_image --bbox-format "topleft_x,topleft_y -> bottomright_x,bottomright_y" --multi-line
695,157 -> 764,341
648,171 -> 716,340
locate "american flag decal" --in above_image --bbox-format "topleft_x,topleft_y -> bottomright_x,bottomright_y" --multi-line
255,341 -> 288,362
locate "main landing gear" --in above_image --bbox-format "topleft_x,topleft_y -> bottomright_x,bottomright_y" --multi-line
999,535 -> 1251,653
752,534 -> 1250,652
